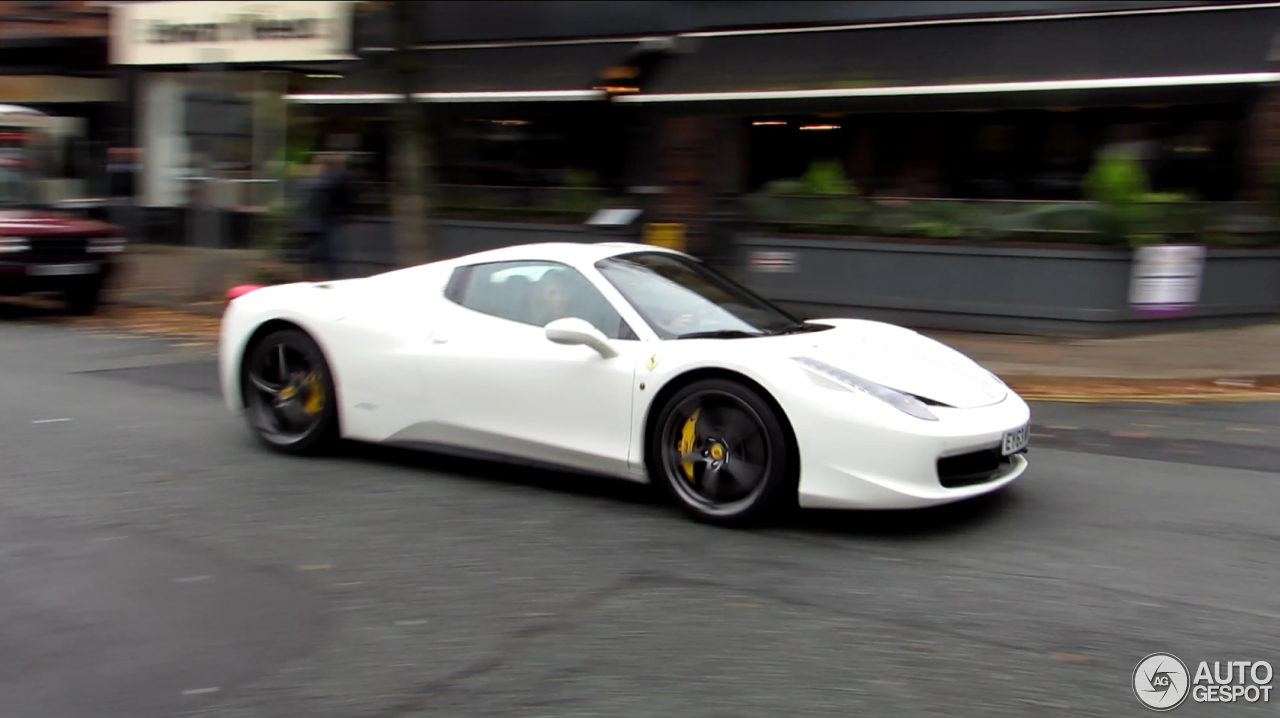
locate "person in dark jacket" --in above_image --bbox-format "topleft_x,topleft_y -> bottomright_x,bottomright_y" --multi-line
291,153 -> 354,281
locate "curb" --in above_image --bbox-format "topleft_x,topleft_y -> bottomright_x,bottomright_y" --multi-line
1014,391 -> 1280,404
1007,375 -> 1280,403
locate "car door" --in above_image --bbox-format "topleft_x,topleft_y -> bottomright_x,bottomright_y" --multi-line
416,260 -> 643,477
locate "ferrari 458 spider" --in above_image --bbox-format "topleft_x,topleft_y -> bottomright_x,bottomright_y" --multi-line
220,242 -> 1030,525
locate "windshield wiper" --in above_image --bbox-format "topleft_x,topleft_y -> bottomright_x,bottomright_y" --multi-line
770,322 -> 830,335
675,329 -> 766,340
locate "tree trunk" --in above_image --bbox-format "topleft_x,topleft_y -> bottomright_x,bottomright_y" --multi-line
390,0 -> 431,267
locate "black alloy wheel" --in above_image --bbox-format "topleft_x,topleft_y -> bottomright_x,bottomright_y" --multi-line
652,378 -> 796,526
241,328 -> 338,455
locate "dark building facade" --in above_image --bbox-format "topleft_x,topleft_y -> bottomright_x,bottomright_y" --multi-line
288,1 -> 1280,255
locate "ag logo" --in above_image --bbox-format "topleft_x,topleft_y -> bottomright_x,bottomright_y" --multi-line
646,353 -> 660,371
1134,653 -> 1190,711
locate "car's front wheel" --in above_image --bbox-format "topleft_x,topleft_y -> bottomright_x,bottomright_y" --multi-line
240,327 -> 339,455
650,378 -> 797,526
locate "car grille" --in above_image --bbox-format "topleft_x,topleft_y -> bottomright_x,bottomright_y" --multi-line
937,448 -> 1015,488
29,238 -> 89,257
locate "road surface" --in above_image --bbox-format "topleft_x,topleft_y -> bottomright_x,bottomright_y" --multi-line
1,310 -> 1278,717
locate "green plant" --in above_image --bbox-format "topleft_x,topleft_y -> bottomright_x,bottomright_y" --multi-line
1080,157 -> 1209,246
1083,152 -> 1148,205
1083,151 -> 1144,246
802,159 -> 857,196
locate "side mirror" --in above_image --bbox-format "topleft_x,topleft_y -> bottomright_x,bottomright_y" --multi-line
545,317 -> 617,358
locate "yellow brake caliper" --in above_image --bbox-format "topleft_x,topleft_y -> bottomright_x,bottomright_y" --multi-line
302,373 -> 325,415
678,408 -> 700,482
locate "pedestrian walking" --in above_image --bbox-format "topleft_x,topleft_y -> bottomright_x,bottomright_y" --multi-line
290,153 -> 354,281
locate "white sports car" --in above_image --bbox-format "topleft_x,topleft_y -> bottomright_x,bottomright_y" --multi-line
220,241 -> 1030,525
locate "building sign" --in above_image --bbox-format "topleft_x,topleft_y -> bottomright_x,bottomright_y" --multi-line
111,1 -> 354,65
1128,244 -> 1207,317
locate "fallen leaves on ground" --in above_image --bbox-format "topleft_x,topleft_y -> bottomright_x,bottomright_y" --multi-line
14,303 -> 224,343
76,306 -> 222,340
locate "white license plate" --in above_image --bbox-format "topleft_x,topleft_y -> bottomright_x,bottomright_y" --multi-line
28,263 -> 96,276
1002,424 -> 1030,456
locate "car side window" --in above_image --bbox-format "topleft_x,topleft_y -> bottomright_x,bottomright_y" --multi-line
447,260 -> 634,340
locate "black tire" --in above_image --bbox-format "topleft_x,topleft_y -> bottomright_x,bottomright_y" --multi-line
240,327 -> 339,456
648,378 -> 797,527
65,278 -> 103,315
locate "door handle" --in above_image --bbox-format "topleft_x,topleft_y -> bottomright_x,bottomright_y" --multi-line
429,332 -> 450,344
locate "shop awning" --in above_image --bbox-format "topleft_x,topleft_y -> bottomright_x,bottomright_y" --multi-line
620,4 -> 1280,108
289,40 -> 647,104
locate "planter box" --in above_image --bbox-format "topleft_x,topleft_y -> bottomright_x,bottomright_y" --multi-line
430,219 -> 628,260
326,218 -> 629,267
734,235 -> 1280,337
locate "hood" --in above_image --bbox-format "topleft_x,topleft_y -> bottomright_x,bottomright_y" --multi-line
767,319 -> 1007,409
0,209 -> 120,238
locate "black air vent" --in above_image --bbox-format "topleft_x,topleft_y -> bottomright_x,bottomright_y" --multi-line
937,448 -> 1013,488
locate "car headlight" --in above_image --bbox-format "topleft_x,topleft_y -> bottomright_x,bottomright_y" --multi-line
792,356 -> 939,421
88,237 -> 127,254
0,237 -> 30,253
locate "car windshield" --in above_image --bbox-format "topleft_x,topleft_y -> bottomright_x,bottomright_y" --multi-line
0,163 -> 38,207
595,251 -> 807,340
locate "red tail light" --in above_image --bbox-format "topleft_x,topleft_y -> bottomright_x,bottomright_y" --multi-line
227,284 -> 264,301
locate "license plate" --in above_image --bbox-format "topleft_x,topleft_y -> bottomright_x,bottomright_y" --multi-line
1002,424 -> 1030,456
28,263 -> 96,276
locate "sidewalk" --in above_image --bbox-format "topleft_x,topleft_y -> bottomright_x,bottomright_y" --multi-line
86,245 -> 1280,402
924,324 -> 1280,402
926,323 -> 1280,380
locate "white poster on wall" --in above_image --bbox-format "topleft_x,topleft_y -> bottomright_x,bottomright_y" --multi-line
111,1 -> 355,66
1128,244 -> 1207,317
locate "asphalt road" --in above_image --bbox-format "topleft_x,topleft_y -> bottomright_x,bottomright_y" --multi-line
2,312 -> 1280,718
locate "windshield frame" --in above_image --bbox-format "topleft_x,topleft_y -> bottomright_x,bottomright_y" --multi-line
593,251 -> 805,340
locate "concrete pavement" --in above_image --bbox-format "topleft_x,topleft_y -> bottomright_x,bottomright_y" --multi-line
4,309 -> 1280,717
929,322 -> 1280,380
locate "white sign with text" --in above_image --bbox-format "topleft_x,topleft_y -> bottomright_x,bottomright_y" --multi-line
1128,244 -> 1207,318
111,1 -> 355,66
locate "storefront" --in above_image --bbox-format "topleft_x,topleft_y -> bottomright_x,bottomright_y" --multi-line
620,2 -> 1280,204
0,2 -> 116,206
607,2 -> 1280,334
282,32 -> 668,224
110,0 -> 355,246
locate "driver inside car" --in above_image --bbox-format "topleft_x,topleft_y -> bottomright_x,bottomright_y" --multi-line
530,271 -> 573,326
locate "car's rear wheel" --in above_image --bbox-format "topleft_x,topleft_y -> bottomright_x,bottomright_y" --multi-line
241,327 -> 338,455
650,378 -> 797,526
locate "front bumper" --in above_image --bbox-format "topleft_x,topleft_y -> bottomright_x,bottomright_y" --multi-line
0,258 -> 116,295
786,386 -> 1032,510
